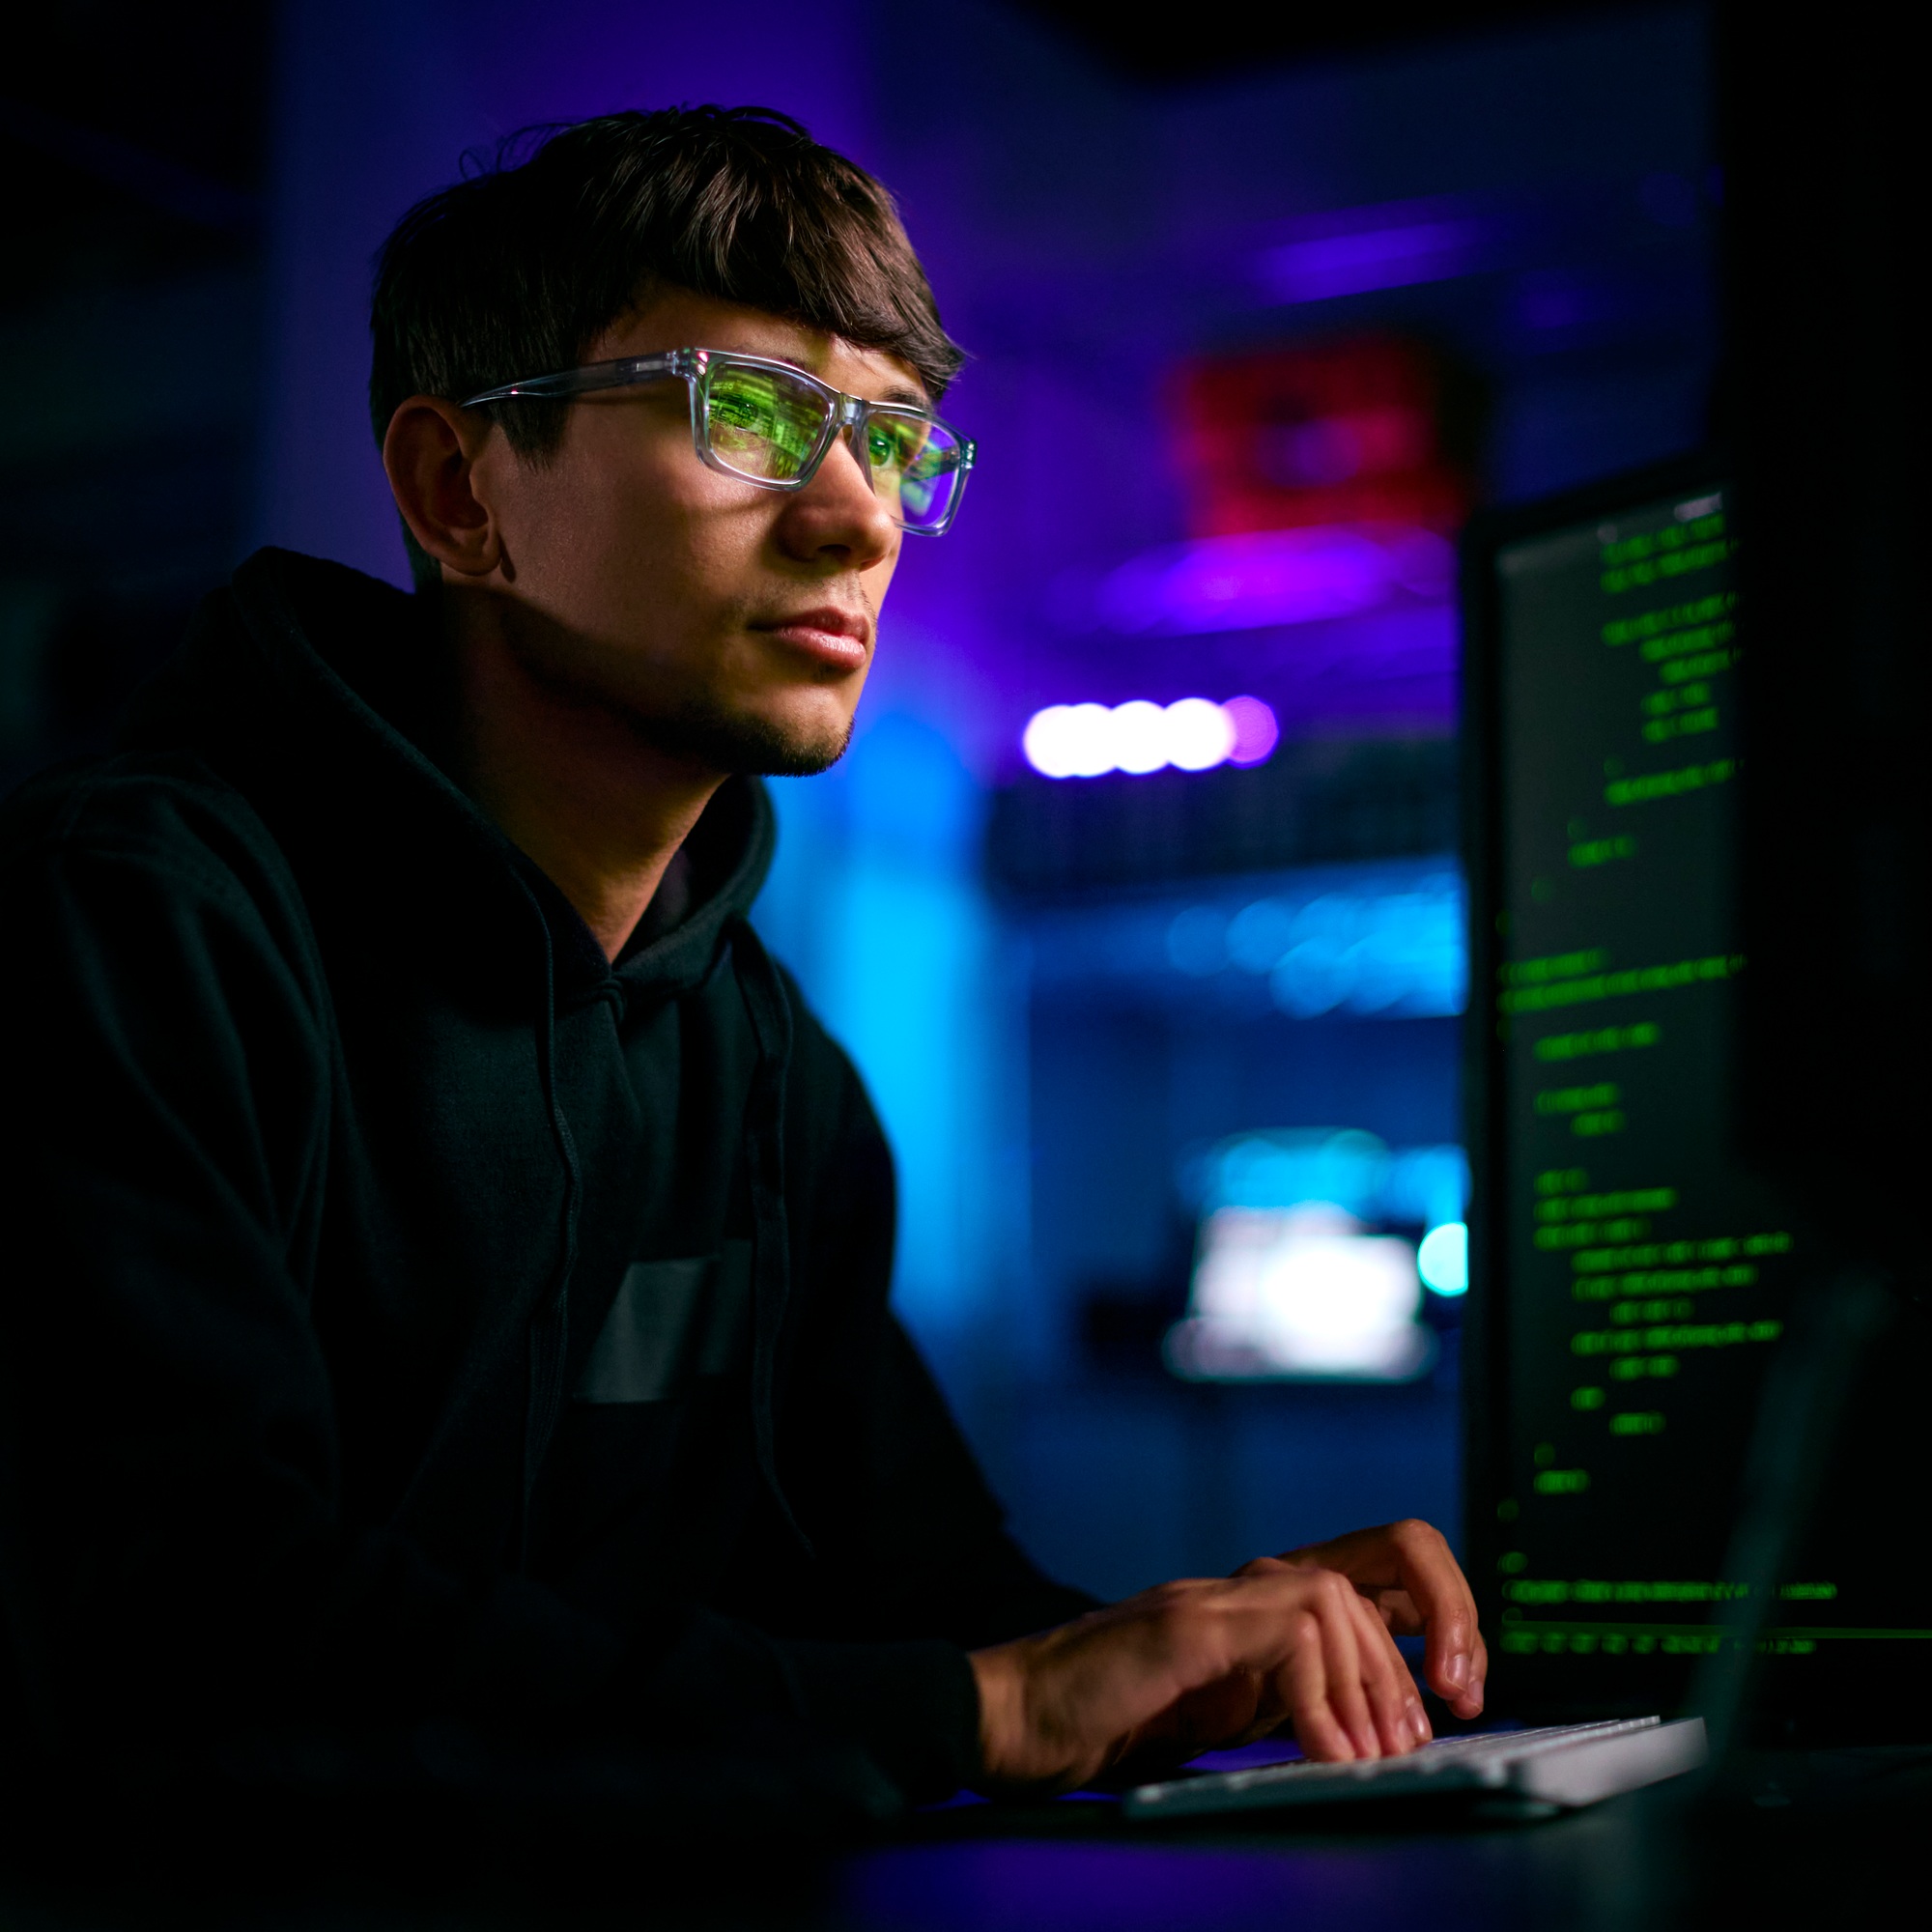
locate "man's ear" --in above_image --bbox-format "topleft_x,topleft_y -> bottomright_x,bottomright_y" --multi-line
383,397 -> 501,580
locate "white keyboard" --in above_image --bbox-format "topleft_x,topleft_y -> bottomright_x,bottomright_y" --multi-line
1122,1716 -> 1708,1819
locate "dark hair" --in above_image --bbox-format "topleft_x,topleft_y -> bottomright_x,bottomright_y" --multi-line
369,106 -> 963,578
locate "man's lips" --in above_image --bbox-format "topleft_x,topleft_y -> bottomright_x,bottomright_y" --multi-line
751,607 -> 870,669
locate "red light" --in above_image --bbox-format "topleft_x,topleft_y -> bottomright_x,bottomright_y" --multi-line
1170,337 -> 1474,541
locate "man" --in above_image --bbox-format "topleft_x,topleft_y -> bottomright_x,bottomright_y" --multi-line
0,107 -> 1484,1823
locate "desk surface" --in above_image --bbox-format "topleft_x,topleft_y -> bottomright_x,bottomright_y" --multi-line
4,1756 -> 1924,1932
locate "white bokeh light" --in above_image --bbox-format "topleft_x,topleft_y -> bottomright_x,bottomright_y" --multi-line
1167,1204 -> 1432,1380
1021,696 -> 1273,781
1065,702 -> 1115,778
1111,699 -> 1169,774
1165,696 -> 1237,770
1018,705 -> 1075,777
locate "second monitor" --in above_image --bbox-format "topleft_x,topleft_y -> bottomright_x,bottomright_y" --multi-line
1462,455 -> 1932,1739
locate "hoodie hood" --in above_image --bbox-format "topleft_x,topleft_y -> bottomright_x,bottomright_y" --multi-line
119,546 -> 777,1014
119,546 -> 802,1548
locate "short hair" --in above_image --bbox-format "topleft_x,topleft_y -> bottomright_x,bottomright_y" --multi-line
368,106 -> 963,579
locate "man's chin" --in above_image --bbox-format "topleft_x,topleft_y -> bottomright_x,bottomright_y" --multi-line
644,700 -> 853,780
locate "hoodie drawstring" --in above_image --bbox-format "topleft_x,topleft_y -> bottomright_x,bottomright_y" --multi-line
729,918 -> 811,1555
518,908 -> 806,1565
519,916 -> 582,1570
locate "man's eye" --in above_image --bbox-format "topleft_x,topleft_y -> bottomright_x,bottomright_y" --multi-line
868,424 -> 923,469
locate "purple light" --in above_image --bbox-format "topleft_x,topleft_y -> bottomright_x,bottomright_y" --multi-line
1257,217 -> 1481,302
1094,526 -> 1452,637
1223,696 -> 1279,767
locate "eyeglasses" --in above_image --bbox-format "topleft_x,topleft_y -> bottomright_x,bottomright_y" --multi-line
462,347 -> 976,536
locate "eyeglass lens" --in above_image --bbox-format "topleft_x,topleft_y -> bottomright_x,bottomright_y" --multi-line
700,362 -> 965,531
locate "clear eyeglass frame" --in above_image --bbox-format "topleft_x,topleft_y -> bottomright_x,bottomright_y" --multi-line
461,346 -> 976,536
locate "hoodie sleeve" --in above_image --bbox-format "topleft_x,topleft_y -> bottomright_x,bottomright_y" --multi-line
0,769 -> 935,1815
0,773 -> 647,1745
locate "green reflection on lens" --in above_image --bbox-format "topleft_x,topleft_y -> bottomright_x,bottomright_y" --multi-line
877,414 -> 959,527
706,368 -> 824,480
864,414 -> 927,475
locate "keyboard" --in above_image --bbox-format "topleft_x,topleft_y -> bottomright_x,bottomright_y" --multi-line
1122,1716 -> 1708,1820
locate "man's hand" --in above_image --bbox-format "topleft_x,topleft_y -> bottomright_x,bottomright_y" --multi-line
1275,1519 -> 1487,1721
970,1557 -> 1435,1795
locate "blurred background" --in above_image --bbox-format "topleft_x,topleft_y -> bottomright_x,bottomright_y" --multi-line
0,0 -> 1718,1600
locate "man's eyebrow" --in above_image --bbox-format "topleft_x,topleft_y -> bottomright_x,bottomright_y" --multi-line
876,383 -> 930,409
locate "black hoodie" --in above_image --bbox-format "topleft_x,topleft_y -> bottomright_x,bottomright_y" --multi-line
0,549 -> 1090,1818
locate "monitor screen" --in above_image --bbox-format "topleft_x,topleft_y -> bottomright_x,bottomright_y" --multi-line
1467,463 -> 1932,1729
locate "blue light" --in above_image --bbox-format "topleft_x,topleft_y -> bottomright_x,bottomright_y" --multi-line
1028,858 -> 1469,1021
1219,877 -> 1467,1018
1417,1221 -> 1469,1297
757,713 -> 995,1345
1194,1130 -> 1468,1232
1208,1127 -> 1390,1219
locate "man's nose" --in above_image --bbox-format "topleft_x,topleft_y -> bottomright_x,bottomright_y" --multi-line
776,432 -> 897,568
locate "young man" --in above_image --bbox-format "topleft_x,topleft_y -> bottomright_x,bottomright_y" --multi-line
0,107 -> 1484,1822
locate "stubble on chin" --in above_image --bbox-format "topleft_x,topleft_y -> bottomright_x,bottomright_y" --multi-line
498,610 -> 859,780
633,689 -> 856,779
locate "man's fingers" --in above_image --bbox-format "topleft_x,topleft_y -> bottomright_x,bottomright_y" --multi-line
1333,1520 -> 1479,1711
972,1554 -> 1469,1795
1347,1583 -> 1428,1752
1463,1626 -> 1490,1719
1281,1609 -> 1354,1762
1234,1563 -> 1422,1758
1308,1571 -> 1383,1760
1385,1521 -> 1480,1709
1373,1587 -> 1422,1634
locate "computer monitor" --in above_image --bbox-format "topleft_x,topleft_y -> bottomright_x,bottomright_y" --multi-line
1462,455 -> 1932,1737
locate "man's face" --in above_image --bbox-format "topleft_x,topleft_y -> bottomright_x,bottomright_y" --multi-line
463,289 -> 920,776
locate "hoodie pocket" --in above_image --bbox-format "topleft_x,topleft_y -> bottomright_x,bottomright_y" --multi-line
573,1241 -> 753,1405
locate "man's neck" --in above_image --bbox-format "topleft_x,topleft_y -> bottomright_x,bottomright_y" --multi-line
443,594 -> 722,963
